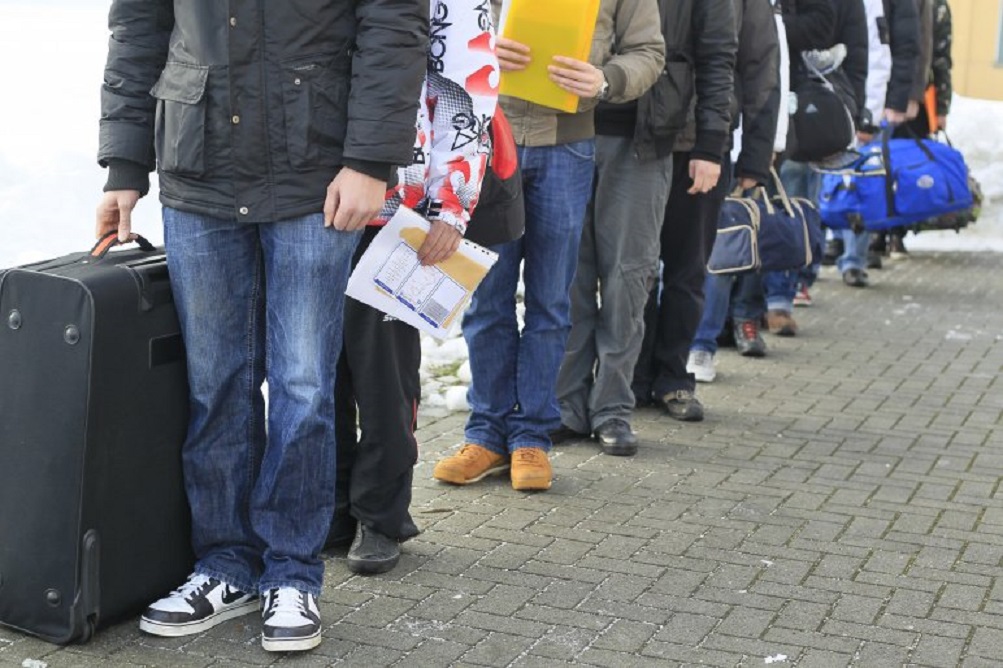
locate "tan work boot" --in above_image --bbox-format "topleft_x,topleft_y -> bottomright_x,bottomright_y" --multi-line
432,444 -> 509,485
766,309 -> 798,336
510,447 -> 552,491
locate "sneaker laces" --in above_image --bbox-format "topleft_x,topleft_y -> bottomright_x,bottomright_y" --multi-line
514,448 -> 544,464
171,573 -> 214,603
267,588 -> 308,618
691,350 -> 712,367
739,320 -> 759,341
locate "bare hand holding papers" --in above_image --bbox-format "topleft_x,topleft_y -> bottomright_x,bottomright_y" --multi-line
346,206 -> 498,340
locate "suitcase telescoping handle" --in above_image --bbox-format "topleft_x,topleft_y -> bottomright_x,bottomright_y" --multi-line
89,231 -> 156,260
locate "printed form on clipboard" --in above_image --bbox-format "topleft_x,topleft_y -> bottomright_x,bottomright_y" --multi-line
345,206 -> 499,340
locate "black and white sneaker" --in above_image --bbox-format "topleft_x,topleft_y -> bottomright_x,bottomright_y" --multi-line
139,573 -> 258,637
261,588 -> 322,652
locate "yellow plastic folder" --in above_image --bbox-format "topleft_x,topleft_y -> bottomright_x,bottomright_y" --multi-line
499,0 -> 601,113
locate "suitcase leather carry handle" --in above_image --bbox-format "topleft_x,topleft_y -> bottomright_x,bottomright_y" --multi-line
90,232 -> 156,260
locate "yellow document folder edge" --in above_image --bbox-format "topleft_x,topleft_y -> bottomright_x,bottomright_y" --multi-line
498,0 -> 601,113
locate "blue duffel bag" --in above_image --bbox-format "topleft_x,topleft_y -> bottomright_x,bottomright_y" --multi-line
708,170 -> 821,274
818,128 -> 973,231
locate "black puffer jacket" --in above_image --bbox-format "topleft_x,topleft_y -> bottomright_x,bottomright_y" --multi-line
655,0 -> 739,162
829,0 -> 870,125
732,0 -> 780,184
98,0 -> 429,224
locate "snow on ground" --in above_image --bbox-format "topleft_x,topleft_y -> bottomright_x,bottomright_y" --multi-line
1,2 -> 1001,414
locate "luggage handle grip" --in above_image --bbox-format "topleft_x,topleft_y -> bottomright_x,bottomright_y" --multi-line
90,232 -> 155,260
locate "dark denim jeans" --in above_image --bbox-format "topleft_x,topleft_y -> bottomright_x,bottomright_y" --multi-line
692,272 -> 764,355
164,207 -> 360,596
464,140 -> 595,453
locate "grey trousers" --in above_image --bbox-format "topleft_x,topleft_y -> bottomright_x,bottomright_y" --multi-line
557,135 -> 674,433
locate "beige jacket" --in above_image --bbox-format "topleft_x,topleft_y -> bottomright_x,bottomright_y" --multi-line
493,0 -> 665,146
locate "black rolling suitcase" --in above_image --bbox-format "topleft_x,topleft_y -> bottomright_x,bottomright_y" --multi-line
0,233 -> 193,644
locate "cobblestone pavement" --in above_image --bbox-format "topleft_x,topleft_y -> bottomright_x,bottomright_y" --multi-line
2,251 -> 1002,667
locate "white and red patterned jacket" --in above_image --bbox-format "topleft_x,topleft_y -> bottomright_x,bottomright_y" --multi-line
374,0 -> 500,234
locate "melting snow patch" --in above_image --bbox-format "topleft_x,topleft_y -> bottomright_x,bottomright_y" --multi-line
22,661 -> 48,668
764,655 -> 788,664
444,386 -> 469,411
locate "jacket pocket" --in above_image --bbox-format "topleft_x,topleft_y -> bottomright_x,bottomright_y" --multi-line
640,59 -> 694,139
281,53 -> 350,171
151,62 -> 209,176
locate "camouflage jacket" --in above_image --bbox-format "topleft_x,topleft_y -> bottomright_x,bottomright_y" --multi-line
930,0 -> 952,116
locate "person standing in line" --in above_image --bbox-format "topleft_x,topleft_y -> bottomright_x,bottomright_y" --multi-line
329,0 -> 499,574
838,0 -> 919,287
558,0 -> 737,450
776,0 -> 870,313
431,0 -> 664,488
95,0 -> 428,652
880,0 -> 933,259
669,0 -> 783,382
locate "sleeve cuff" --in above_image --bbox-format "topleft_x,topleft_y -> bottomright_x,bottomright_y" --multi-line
602,64 -> 628,102
342,158 -> 396,185
103,159 -> 150,197
691,130 -> 729,164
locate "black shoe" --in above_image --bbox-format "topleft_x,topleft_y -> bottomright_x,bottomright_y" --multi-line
549,423 -> 590,445
822,238 -> 843,266
593,418 -> 638,456
261,588 -> 321,652
659,390 -> 705,422
842,268 -> 869,288
347,523 -> 400,575
139,573 -> 259,637
733,319 -> 766,358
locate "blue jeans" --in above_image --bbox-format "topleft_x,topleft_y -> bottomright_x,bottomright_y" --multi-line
692,272 -> 764,355
464,140 -> 596,453
164,207 -> 360,596
837,229 -> 870,272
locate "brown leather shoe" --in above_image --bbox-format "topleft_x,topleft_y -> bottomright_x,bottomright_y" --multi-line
766,309 -> 798,336
510,447 -> 552,491
432,444 -> 509,485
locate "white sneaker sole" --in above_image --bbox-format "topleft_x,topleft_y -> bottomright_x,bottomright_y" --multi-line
139,599 -> 260,637
262,629 -> 322,652
687,366 -> 716,383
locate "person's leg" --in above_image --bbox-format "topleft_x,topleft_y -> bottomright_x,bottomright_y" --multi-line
838,229 -> 870,287
433,234 -> 519,486
254,215 -> 361,597
142,208 -> 266,638
651,152 -> 729,400
461,236 -> 522,456
508,140 -> 596,452
588,138 -> 673,432
336,228 -> 421,572
765,160 -> 810,331
555,163 -> 600,437
162,208 -> 266,593
731,272 -> 767,357
690,273 -> 733,357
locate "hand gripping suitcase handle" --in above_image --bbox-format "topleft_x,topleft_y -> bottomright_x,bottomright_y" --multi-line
90,231 -> 155,260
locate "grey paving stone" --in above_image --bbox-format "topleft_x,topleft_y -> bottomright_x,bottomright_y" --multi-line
8,252 -> 1003,667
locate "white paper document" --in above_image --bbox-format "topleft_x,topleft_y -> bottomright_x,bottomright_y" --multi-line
346,206 -> 499,339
